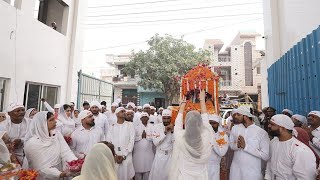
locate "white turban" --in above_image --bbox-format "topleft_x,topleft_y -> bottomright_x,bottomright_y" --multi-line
291,114 -> 307,124
126,110 -> 134,113
143,104 -> 150,109
308,111 -> 320,118
271,114 -> 294,130
282,109 -> 293,116
111,102 -> 119,107
233,106 -> 253,117
126,102 -> 136,109
7,102 -> 24,112
140,112 -> 149,118
159,107 -> 164,111
54,104 -> 61,109
162,109 -> 172,117
78,110 -> 93,120
90,101 -> 102,109
150,106 -> 156,110
115,107 -> 125,114
137,106 -> 142,110
208,114 -> 221,124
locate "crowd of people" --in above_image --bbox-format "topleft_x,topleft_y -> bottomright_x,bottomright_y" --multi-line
0,91 -> 319,180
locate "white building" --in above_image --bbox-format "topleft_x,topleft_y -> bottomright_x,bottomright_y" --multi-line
0,0 -> 87,111
262,0 -> 320,107
204,32 -> 264,101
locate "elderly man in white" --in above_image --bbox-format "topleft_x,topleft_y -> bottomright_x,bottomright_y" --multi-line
265,114 -> 317,180
207,114 -> 229,180
229,106 -> 270,180
106,107 -> 135,180
70,110 -> 105,158
149,109 -> 175,180
90,101 -> 109,137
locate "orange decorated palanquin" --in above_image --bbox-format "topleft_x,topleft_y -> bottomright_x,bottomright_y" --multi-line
171,64 -> 220,124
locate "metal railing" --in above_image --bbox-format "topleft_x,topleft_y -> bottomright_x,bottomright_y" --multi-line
219,80 -> 232,86
218,56 -> 231,62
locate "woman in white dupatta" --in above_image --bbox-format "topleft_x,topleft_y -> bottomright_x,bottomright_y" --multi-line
24,108 -> 37,121
57,104 -> 75,136
169,90 -> 212,180
72,109 -> 81,128
24,111 -> 77,179
73,142 -> 117,180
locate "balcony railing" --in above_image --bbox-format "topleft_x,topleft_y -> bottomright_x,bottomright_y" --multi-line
112,76 -> 136,82
218,56 -> 231,62
219,80 -> 232,86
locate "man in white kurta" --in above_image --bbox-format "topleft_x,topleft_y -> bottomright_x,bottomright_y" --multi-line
132,112 -> 154,180
105,102 -> 119,125
90,101 -> 109,137
107,107 -> 135,180
5,103 -> 30,164
229,106 -> 270,180
208,114 -> 228,180
307,111 -> 320,156
265,114 -> 317,180
70,110 -> 105,158
149,109 -> 174,180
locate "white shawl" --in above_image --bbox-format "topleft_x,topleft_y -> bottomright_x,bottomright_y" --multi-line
57,106 -> 75,136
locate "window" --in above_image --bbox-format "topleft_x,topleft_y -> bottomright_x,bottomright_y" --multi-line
244,42 -> 253,86
3,0 -> 21,9
23,83 -> 59,110
256,67 -> 261,74
34,0 -> 69,35
0,78 -> 7,112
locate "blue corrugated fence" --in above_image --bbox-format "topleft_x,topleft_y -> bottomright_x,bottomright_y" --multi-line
268,26 -> 320,116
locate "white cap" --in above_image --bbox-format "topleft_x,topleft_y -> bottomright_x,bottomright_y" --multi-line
292,114 -> 307,124
126,102 -> 136,109
78,110 -> 93,120
7,103 -> 24,112
271,114 -> 294,130
233,106 -> 254,118
90,101 -> 102,109
54,104 -> 61,109
137,106 -> 142,110
162,109 -> 172,117
126,110 -> 134,113
159,107 -> 164,110
150,106 -> 156,110
101,105 -> 106,108
308,111 -> 320,118
141,112 -> 149,118
208,114 -> 221,124
143,104 -> 150,109
282,109 -> 293,116
115,107 -> 125,114
111,102 -> 119,107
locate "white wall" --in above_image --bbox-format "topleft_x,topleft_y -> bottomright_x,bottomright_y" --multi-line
0,0 -> 87,107
262,0 -> 320,107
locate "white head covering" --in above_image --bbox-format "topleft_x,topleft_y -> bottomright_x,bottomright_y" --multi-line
137,106 -> 142,110
54,104 -> 61,109
143,104 -> 150,109
0,131 -> 10,163
159,107 -> 164,111
7,102 -> 24,112
111,102 -> 119,107
282,109 -> 293,116
308,111 -> 320,118
90,101 -> 102,109
58,105 -> 70,122
208,114 -> 221,124
30,111 -> 57,145
291,114 -> 307,125
73,143 -> 117,180
115,107 -> 125,114
150,106 -> 156,110
126,102 -> 136,109
25,108 -> 36,120
126,110 -> 134,113
140,112 -> 149,118
233,106 -> 254,117
78,110 -> 93,120
271,114 -> 294,130
162,109 -> 172,117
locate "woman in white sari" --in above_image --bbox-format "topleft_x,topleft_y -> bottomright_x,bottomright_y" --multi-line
57,104 -> 75,136
24,108 -> 37,121
24,111 -> 77,179
73,142 -> 117,180
169,90 -> 213,180
72,109 -> 81,128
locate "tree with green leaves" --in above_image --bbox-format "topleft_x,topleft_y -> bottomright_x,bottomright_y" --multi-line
124,34 -> 211,106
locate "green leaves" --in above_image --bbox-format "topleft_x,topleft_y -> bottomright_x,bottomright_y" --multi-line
124,34 -> 211,105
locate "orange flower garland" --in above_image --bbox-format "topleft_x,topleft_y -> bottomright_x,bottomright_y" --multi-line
216,138 -> 227,146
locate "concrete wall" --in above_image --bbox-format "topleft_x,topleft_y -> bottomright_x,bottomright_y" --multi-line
0,0 -> 87,107
262,0 -> 320,107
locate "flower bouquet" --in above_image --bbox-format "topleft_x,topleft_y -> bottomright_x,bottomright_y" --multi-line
66,159 -> 85,173
18,169 -> 39,180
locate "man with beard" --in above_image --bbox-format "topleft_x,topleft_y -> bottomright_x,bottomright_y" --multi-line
261,107 -> 276,132
229,106 -> 270,180
306,111 -> 320,156
207,114 -> 228,180
90,101 -> 109,137
70,110 -> 105,158
126,102 -> 136,111
125,110 -> 135,122
265,114 -> 316,179
149,109 -> 175,180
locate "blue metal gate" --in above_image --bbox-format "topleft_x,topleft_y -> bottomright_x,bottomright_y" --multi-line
268,26 -> 320,116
